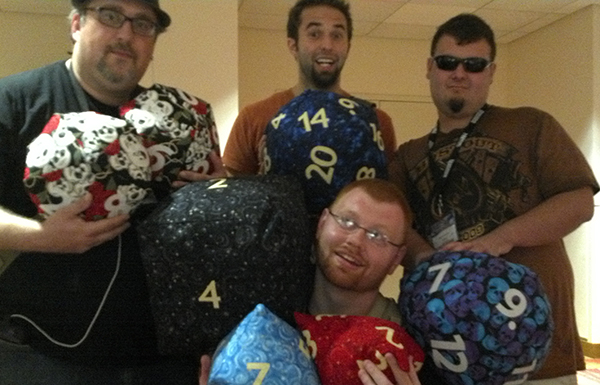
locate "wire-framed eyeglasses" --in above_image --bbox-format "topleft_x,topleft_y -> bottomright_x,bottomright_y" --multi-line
327,209 -> 402,248
85,7 -> 160,37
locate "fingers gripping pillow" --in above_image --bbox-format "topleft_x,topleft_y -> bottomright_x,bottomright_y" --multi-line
399,250 -> 553,385
208,304 -> 320,385
294,313 -> 425,385
137,175 -> 315,355
262,89 -> 387,216
121,83 -> 220,196
24,111 -> 153,220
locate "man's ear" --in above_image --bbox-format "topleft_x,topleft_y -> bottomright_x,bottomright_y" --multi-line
71,12 -> 83,43
287,37 -> 299,60
388,244 -> 407,275
426,57 -> 434,80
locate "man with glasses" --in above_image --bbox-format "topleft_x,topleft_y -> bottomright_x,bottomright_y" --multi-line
199,178 -> 421,385
389,13 -> 598,384
0,1 -> 223,383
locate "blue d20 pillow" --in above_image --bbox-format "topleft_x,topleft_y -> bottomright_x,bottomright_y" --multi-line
262,89 -> 387,216
399,250 -> 553,385
209,304 -> 321,385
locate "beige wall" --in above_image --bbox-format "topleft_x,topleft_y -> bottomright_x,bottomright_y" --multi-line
504,5 -> 600,345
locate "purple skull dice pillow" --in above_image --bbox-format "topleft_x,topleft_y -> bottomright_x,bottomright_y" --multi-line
23,84 -> 220,221
399,250 -> 553,385
24,112 -> 152,220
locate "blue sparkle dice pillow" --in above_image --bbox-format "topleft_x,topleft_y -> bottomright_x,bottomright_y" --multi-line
262,90 -> 387,216
399,250 -> 553,385
209,304 -> 321,385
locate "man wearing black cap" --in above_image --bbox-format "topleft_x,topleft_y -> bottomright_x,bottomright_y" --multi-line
0,1 -> 223,384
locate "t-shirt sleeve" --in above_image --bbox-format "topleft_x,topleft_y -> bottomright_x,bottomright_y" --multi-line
535,111 -> 599,198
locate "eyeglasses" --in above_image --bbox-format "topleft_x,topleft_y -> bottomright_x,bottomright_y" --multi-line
85,7 -> 159,37
433,55 -> 492,73
327,209 -> 402,248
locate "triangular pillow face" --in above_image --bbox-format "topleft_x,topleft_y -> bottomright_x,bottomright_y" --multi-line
208,304 -> 321,385
24,112 -> 153,220
294,313 -> 424,385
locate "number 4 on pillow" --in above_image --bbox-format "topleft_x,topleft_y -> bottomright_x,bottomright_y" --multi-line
294,313 -> 425,385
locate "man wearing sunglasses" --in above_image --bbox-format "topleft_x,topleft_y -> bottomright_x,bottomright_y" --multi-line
0,0 -> 224,383
390,13 -> 598,385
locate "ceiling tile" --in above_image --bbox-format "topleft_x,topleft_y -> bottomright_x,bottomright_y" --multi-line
347,0 -> 407,22
474,8 -> 545,32
385,3 -> 477,26
482,0 -> 580,13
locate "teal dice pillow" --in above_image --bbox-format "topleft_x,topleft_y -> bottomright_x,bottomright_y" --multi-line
208,304 -> 321,385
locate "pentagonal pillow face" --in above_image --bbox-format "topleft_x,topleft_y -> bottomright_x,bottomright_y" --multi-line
262,89 -> 387,216
399,250 -> 553,385
208,304 -> 321,385
137,175 -> 315,355
24,111 -> 153,220
294,313 -> 425,385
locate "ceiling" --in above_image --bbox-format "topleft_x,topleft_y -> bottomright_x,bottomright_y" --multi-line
238,0 -> 600,43
1,0 -> 599,44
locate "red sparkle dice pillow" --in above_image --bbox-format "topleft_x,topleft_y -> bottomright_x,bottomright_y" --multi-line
294,313 -> 424,385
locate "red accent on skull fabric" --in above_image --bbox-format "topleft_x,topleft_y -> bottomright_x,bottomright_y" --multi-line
294,313 -> 424,385
23,84 -> 220,221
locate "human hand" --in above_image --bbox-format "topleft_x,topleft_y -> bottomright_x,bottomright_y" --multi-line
38,193 -> 130,254
198,354 -> 211,385
173,151 -> 226,188
440,232 -> 511,257
358,354 -> 421,385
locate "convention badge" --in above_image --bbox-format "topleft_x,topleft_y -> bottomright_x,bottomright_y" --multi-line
429,211 -> 459,249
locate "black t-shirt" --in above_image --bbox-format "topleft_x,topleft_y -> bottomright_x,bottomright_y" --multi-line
0,61 -> 161,365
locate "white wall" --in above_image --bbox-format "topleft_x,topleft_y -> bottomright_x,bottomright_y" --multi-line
504,5 -> 600,344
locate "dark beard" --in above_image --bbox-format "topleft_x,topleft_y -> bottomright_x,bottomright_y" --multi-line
310,67 -> 340,90
448,98 -> 465,113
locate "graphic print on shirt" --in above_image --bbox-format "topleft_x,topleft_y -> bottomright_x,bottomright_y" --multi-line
408,134 -> 532,242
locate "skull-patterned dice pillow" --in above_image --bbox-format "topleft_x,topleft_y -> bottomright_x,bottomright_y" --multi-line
121,83 -> 220,198
399,250 -> 553,385
294,313 -> 425,385
262,89 -> 387,217
24,111 -> 153,220
208,304 -> 321,385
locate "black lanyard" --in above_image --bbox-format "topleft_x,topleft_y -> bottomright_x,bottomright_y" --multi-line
427,105 -> 488,216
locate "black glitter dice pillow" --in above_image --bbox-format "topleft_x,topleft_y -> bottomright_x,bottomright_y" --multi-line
137,175 -> 315,355
262,89 -> 387,216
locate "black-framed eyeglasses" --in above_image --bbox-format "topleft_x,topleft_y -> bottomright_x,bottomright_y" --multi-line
327,209 -> 402,248
433,55 -> 492,73
85,7 -> 159,37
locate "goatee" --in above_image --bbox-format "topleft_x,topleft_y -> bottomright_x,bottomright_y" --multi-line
448,98 -> 465,113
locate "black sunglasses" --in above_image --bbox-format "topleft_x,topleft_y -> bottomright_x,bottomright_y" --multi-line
433,55 -> 492,73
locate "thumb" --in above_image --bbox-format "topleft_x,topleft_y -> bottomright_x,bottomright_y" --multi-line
61,192 -> 93,217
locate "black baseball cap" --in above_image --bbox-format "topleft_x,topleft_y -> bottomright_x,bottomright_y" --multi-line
71,0 -> 171,29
